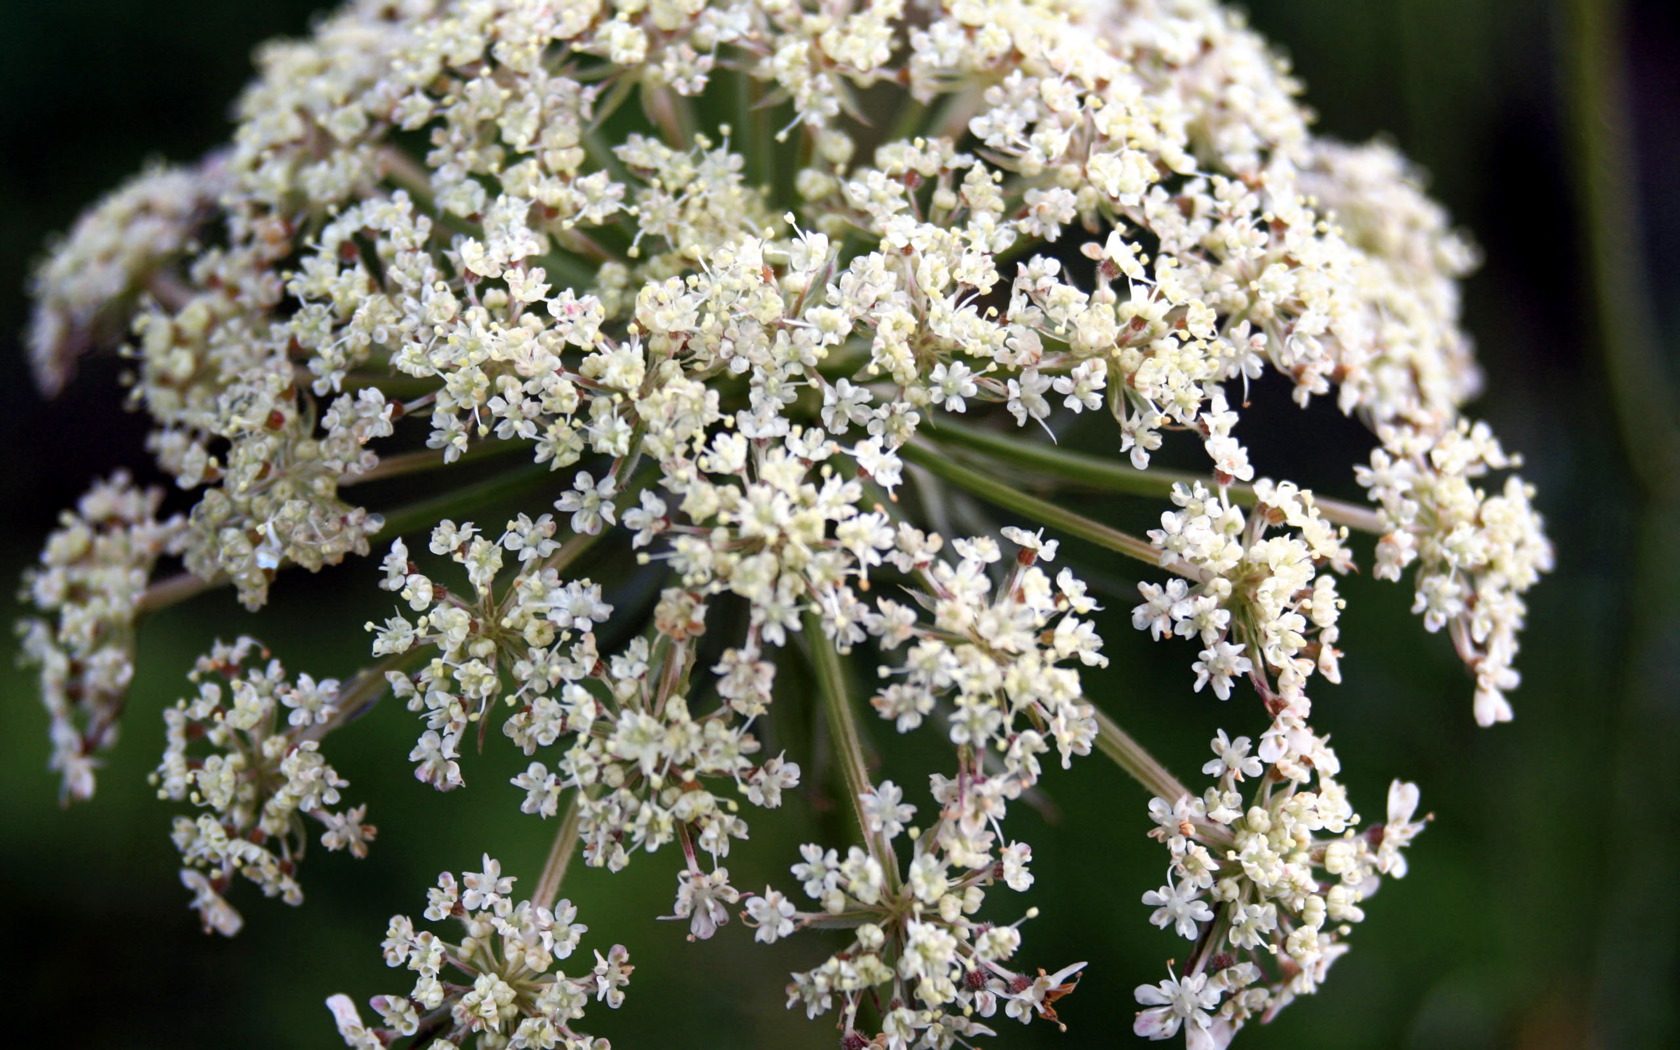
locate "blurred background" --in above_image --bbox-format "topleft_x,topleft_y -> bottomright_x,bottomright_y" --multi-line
0,1 -> 1673,1047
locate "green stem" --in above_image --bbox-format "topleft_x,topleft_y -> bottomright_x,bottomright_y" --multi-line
533,792 -> 583,912
643,83 -> 697,148
1090,704 -> 1191,803
345,438 -> 534,487
803,611 -> 900,891
542,529 -> 606,578
899,437 -> 1200,580
376,460 -> 556,540
1565,6 -> 1680,1040
923,417 -> 1386,535
375,145 -> 481,243
140,450 -> 551,615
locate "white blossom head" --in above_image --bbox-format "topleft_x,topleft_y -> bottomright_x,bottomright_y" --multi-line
18,1 -> 1550,1048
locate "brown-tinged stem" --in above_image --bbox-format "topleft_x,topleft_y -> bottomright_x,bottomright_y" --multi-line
376,145 -> 435,200
376,460 -> 555,540
136,570 -> 220,616
1091,703 -> 1191,803
533,792 -> 583,912
300,648 -> 423,743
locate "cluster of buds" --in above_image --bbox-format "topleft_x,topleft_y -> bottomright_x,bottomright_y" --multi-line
19,473 -> 184,801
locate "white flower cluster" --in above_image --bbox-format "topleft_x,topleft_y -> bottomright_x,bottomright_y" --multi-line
153,636 -> 374,936
371,512 -> 802,883
724,527 -> 1099,1047
1133,729 -> 1426,1047
1356,421 -> 1553,726
327,856 -> 630,1050
753,778 -> 1083,1049
18,472 -> 185,801
871,526 -> 1103,777
20,0 -> 1553,1046
1133,479 -> 1351,719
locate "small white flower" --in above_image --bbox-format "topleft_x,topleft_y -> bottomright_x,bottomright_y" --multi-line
460,854 -> 514,913
1006,368 -> 1053,431
929,360 -> 980,412
1133,579 -> 1191,640
670,867 -> 739,941
1192,641 -> 1252,700
1142,877 -> 1214,939
1133,968 -> 1219,1041
1001,525 -> 1059,563
621,491 -> 668,548
1378,780 -> 1427,876
859,780 -> 915,839
1201,730 -> 1263,781
554,471 -> 618,535
744,889 -> 797,943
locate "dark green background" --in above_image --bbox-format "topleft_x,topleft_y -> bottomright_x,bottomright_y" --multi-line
1,2 -> 1674,1048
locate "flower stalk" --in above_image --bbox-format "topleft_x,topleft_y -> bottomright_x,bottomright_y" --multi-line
532,792 -> 583,913
900,437 -> 1198,578
803,611 -> 901,893
1090,705 -> 1191,804
375,461 -> 555,540
924,417 -> 1388,535
343,438 -> 534,487
136,570 -> 219,617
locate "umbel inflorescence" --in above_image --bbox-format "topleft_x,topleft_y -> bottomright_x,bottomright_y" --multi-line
20,0 -> 1551,1047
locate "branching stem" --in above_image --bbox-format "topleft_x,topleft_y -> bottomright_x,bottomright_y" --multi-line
136,570 -> 220,616
301,648 -> 423,744
345,439 -> 534,487
899,437 -> 1201,580
377,460 -> 555,540
923,418 -> 1387,535
1091,704 -> 1191,803
533,792 -> 583,913
804,612 -> 900,892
